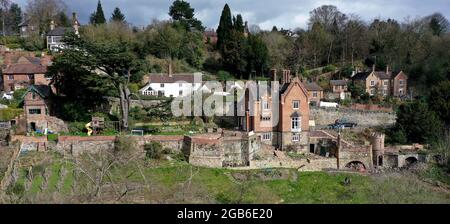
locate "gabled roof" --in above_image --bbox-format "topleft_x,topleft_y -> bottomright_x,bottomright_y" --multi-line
3,64 -> 47,74
374,71 -> 391,80
330,80 -> 348,86
147,73 -> 203,83
47,27 -> 74,37
304,82 -> 323,91
23,85 -> 52,100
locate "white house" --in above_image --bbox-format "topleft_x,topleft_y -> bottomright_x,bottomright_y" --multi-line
46,13 -> 80,52
139,72 -> 203,97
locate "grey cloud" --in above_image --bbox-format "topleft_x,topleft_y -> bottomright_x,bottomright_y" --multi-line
14,0 -> 450,30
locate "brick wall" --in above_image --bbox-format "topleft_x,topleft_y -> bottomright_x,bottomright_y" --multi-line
310,107 -> 396,127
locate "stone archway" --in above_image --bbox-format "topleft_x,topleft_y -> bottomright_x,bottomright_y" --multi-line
405,157 -> 418,167
345,161 -> 366,170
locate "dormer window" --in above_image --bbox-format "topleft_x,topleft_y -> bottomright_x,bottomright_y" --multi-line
399,80 -> 404,86
370,80 -> 375,86
293,100 -> 299,109
160,83 -> 164,88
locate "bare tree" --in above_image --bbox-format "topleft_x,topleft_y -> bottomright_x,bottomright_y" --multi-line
0,0 -> 11,36
25,0 -> 67,34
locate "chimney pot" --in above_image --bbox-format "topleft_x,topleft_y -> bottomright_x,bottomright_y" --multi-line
50,20 -> 55,31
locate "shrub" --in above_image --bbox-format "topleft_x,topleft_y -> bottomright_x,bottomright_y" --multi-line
323,65 -> 337,73
6,182 -> 25,197
144,141 -> 163,159
47,134 -> 58,142
217,70 -> 234,81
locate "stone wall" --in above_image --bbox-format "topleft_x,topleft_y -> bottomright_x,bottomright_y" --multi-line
250,158 -> 337,171
311,107 -> 396,127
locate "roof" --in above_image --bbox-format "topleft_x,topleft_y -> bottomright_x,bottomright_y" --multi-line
352,72 -> 370,80
18,19 -> 29,27
374,71 -> 391,80
47,27 -> 74,36
304,82 -> 323,91
23,85 -> 52,99
330,80 -> 347,86
3,64 -> 47,74
147,73 -> 203,83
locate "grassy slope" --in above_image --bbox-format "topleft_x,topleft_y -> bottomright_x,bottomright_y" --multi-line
6,154 -> 450,204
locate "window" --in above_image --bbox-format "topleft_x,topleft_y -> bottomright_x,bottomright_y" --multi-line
262,101 -> 269,110
261,117 -> 271,121
291,117 -> 300,131
293,100 -> 299,109
8,75 -> 13,80
370,80 -> 375,86
399,80 -> 404,86
179,83 -> 183,87
384,80 -> 388,86
262,133 -> 271,141
292,133 -> 300,142
32,92 -> 36,100
370,89 -> 375,95
160,83 -> 164,88
312,92 -> 318,97
399,88 -> 404,94
28,109 -> 41,115
179,90 -> 183,96
28,74 -> 34,80
382,89 -> 387,95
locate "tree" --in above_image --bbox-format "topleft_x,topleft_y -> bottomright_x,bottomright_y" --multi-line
111,7 -> 125,23
169,0 -> 204,31
428,13 -> 449,36
48,33 -> 138,130
246,34 -> 268,76
6,2 -> 21,34
90,0 -> 106,25
57,11 -> 70,27
0,0 -> 11,36
217,4 -> 233,51
395,100 -> 443,144
25,0 -> 67,34
428,81 -> 450,125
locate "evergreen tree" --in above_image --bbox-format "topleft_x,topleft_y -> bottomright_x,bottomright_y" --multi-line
7,3 -> 21,34
57,11 -> 70,27
217,4 -> 233,50
169,0 -> 204,31
90,0 -> 106,24
235,14 -> 245,32
111,7 -> 125,23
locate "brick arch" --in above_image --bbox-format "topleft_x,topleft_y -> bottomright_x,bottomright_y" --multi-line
405,157 -> 418,166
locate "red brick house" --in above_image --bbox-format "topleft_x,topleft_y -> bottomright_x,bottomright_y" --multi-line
2,56 -> 49,92
351,66 -> 408,97
241,69 -> 310,151
304,82 -> 323,106
23,85 -> 52,132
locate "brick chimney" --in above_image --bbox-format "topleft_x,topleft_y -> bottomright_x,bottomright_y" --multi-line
281,69 -> 291,85
386,65 -> 390,74
270,69 -> 277,82
72,12 -> 80,35
372,64 -> 376,72
50,20 -> 55,31
168,61 -> 173,77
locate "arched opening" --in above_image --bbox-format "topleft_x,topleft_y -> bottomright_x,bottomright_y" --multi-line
345,161 -> 366,170
378,155 -> 383,166
405,157 -> 418,167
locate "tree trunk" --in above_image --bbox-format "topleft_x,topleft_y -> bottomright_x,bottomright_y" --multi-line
118,83 -> 131,131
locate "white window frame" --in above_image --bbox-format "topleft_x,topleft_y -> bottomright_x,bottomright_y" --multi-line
160,83 -> 164,88
384,80 -> 388,86
293,100 -> 299,109
262,133 -> 271,141
312,92 -> 318,97
261,117 -> 271,121
399,80 -> 404,86
370,80 -> 375,86
179,90 -> 183,96
262,100 -> 270,110
291,117 -> 300,131
292,133 -> 300,142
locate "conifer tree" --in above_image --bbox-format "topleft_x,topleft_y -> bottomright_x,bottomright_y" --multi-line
111,7 -> 125,23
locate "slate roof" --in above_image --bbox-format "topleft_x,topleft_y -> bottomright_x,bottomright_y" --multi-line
330,80 -> 348,86
148,73 -> 203,83
22,85 -> 52,100
304,82 -> 323,91
374,71 -> 391,79
47,27 -> 74,36
3,64 -> 47,74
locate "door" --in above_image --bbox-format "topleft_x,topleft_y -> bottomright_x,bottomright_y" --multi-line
30,122 -> 36,132
310,144 -> 315,153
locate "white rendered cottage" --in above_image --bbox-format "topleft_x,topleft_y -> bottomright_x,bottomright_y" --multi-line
139,72 -> 203,97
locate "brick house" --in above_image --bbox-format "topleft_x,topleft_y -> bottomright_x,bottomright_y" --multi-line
241,69 -> 310,151
351,66 -> 408,97
23,85 -> 52,132
304,82 -> 323,106
2,57 -> 49,92
330,80 -> 348,93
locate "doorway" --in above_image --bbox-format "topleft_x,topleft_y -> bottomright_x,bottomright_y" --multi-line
30,122 -> 36,132
310,144 -> 315,153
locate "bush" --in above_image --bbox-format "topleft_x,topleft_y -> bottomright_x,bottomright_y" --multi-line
217,70 -> 234,81
323,65 -> 337,73
6,182 -> 25,196
47,134 -> 58,142
144,141 -> 163,159
68,122 -> 86,134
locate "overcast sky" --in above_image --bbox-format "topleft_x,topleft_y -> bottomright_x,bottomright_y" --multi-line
14,0 -> 450,30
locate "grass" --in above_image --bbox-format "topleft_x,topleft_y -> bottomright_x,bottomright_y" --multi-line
46,162 -> 62,192
29,174 -> 43,194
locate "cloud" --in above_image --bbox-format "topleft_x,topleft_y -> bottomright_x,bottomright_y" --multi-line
14,0 -> 450,30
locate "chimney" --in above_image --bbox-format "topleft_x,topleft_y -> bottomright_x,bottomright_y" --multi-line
72,12 -> 80,35
168,61 -> 173,77
50,20 -> 55,31
351,70 -> 356,77
386,65 -> 390,74
372,64 -> 376,72
270,69 -> 277,83
281,69 -> 291,85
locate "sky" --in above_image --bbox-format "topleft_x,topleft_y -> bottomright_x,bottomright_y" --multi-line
14,0 -> 450,30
